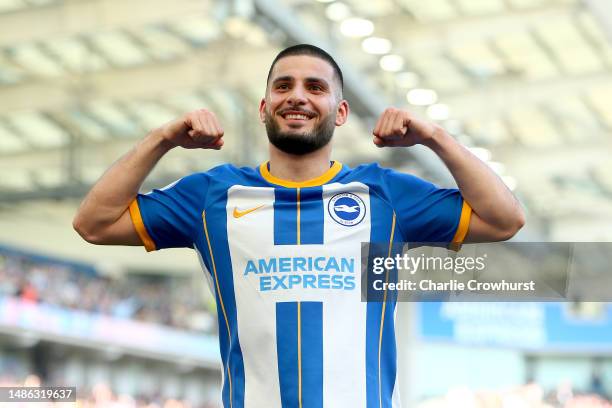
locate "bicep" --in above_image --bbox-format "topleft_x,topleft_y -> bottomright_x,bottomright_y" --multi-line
95,210 -> 144,246
464,211 -> 514,243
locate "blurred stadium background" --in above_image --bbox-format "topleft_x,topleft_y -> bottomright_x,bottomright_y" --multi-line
1,0 -> 612,406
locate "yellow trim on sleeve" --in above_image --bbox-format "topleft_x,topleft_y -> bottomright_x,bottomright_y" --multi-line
259,161 -> 342,188
451,200 -> 472,244
129,199 -> 157,252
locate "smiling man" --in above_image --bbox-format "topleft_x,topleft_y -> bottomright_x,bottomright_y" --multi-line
263,51 -> 346,157
73,44 -> 524,408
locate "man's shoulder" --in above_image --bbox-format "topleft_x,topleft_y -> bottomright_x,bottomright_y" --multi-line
339,162 -> 431,189
197,163 -> 262,186
339,162 -> 393,182
344,162 -> 413,175
343,162 -> 384,175
180,163 -> 251,177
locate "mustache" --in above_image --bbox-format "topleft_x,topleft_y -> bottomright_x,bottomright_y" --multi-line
277,108 -> 316,117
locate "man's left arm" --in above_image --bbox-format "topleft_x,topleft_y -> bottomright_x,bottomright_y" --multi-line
373,108 -> 525,242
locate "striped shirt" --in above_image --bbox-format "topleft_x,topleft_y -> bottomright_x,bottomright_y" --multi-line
129,161 -> 471,408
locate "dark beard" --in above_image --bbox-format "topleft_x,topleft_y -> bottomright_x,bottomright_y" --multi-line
265,110 -> 336,155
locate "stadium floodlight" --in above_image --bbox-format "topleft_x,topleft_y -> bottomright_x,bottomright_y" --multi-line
379,54 -> 404,72
406,88 -> 438,106
340,18 -> 374,37
361,37 -> 392,54
325,2 -> 350,21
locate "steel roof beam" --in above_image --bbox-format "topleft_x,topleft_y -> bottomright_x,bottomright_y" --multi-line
0,0 -> 214,48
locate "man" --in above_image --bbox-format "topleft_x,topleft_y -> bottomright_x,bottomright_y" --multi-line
73,44 -> 524,407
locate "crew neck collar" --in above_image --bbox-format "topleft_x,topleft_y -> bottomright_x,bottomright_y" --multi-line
259,161 -> 342,188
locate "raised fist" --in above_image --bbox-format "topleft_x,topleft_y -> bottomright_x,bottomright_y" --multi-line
372,108 -> 440,148
159,109 -> 224,150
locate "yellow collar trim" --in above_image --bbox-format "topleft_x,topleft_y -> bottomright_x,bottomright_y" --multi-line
259,161 -> 342,188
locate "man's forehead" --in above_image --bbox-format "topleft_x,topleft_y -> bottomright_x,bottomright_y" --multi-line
270,55 -> 336,81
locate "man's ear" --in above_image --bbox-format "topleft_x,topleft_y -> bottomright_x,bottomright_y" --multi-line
259,98 -> 267,123
335,100 -> 350,126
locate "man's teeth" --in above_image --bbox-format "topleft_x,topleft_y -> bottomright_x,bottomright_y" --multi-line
285,114 -> 309,120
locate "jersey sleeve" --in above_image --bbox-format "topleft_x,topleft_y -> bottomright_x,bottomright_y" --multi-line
384,168 -> 471,244
128,173 -> 209,251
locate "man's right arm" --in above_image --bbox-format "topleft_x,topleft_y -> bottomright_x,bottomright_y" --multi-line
72,109 -> 224,246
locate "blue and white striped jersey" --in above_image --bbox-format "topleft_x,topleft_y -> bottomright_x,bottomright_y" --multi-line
129,161 -> 471,408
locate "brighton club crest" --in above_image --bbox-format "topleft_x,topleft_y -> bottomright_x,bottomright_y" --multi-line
328,193 -> 366,226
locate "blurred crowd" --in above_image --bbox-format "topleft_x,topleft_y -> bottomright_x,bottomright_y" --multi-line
0,252 -> 217,333
2,251 -> 612,408
1,374 -> 610,408
417,383 -> 611,408
0,374 -> 220,408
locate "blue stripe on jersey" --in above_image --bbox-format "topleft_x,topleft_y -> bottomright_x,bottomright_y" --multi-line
274,189 -> 298,245
366,303 -> 382,408
299,187 -> 324,245
380,297 -> 397,407
276,301 -> 324,408
199,197 -> 246,408
365,194 -> 399,408
300,302 -> 323,408
276,302 -> 299,407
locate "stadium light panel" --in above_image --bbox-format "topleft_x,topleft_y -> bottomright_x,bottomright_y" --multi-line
406,88 -> 438,106
325,2 -> 350,21
10,111 -> 68,148
361,37 -> 392,55
379,54 -> 404,72
90,31 -> 149,67
340,18 -> 374,38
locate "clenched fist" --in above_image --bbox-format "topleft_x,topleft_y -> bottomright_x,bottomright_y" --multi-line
158,109 -> 224,150
372,108 -> 441,148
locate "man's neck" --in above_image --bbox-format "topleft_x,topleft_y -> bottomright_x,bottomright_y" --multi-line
268,144 -> 333,182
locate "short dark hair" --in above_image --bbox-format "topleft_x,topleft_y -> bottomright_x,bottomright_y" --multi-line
266,44 -> 344,94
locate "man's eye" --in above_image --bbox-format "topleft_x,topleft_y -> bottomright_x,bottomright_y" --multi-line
277,84 -> 289,90
309,85 -> 323,91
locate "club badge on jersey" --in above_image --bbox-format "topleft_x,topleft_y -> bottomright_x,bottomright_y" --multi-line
328,192 -> 366,226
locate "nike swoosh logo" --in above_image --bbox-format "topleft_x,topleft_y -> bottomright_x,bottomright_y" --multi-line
233,205 -> 264,218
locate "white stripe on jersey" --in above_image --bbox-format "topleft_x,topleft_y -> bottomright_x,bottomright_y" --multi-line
226,186 -> 281,408
322,183 -> 371,408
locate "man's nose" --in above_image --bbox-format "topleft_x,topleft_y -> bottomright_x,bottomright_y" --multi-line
287,86 -> 307,105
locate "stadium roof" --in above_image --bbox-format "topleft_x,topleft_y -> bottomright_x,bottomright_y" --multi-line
1,0 -> 611,273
